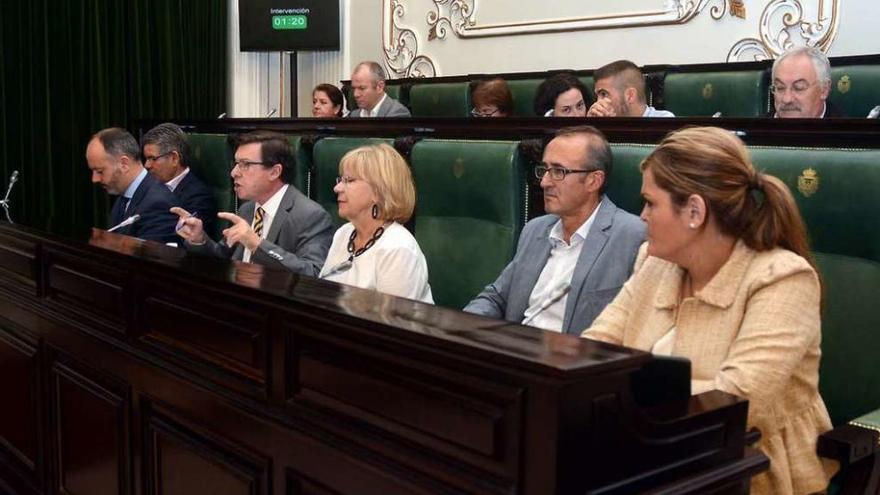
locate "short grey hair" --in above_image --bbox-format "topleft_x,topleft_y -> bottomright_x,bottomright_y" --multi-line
772,46 -> 831,88
93,128 -> 141,162
142,122 -> 190,167
354,61 -> 387,84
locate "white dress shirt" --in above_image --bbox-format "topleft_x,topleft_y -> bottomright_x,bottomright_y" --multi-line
642,105 -> 676,118
242,184 -> 288,263
522,208 -> 599,331
320,222 -> 434,303
165,167 -> 190,192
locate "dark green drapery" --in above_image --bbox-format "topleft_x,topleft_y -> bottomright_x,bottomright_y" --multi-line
0,0 -> 227,234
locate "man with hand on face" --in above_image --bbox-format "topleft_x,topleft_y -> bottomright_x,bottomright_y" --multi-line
86,127 -> 181,244
464,126 -> 645,334
346,61 -> 411,118
770,46 -> 841,118
142,123 -> 218,235
588,60 -> 675,118
173,130 -> 333,276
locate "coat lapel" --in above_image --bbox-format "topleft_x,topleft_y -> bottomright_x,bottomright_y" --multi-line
265,186 -> 296,245
508,220 -> 554,320
562,198 -> 614,332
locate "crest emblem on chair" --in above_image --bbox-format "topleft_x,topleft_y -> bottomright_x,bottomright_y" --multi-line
797,168 -> 820,197
702,83 -> 714,100
837,75 -> 851,94
453,158 -> 465,178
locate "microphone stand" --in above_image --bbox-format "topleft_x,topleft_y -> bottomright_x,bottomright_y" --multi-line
0,171 -> 19,224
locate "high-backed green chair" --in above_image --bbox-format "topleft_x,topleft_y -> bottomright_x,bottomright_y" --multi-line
411,139 -> 527,308
287,135 -> 311,196
311,137 -> 393,226
829,65 -> 880,117
505,79 -> 544,117
187,133 -> 234,238
409,82 -> 471,117
606,144 -> 654,216
664,70 -> 768,117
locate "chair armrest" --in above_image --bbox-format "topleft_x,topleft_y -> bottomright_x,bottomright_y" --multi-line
818,408 -> 880,464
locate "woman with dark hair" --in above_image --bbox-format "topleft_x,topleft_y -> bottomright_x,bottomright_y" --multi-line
582,127 -> 837,494
312,83 -> 344,118
534,73 -> 590,117
470,78 -> 513,117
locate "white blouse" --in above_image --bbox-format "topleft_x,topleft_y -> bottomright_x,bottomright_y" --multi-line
319,222 -> 434,303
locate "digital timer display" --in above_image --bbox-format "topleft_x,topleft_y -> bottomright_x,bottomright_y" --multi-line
272,15 -> 308,30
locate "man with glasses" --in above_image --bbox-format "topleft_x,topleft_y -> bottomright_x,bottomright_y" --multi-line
464,126 -> 645,334
173,130 -> 333,276
770,46 -> 841,118
142,123 -> 217,235
86,127 -> 181,244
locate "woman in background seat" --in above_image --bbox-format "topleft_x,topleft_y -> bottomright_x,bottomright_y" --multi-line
312,83 -> 344,118
534,73 -> 590,117
582,127 -> 836,494
470,78 -> 513,118
320,144 -> 433,303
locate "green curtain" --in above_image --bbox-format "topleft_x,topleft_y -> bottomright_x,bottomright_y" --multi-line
0,0 -> 227,235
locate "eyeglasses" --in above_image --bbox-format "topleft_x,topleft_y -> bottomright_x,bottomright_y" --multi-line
231,159 -> 269,171
144,151 -> 174,162
335,176 -> 359,185
534,164 -> 598,181
470,107 -> 501,118
771,80 -> 818,97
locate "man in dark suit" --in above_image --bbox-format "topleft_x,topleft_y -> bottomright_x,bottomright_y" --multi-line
173,130 -> 334,277
86,127 -> 180,244
346,62 -> 411,118
464,126 -> 645,334
142,123 -> 218,235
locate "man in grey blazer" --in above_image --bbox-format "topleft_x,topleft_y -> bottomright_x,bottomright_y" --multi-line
464,126 -> 645,334
173,130 -> 334,277
346,61 -> 411,118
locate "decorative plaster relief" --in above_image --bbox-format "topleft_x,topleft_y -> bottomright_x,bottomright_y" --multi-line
425,0 -> 742,38
383,0 -> 437,78
727,0 -> 840,61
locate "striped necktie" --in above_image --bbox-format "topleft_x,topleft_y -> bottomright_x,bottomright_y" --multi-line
253,206 -> 265,237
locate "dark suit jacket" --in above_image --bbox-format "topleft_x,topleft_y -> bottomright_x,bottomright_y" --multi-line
185,185 -> 334,277
174,170 -> 218,236
464,197 -> 646,334
109,171 -> 180,244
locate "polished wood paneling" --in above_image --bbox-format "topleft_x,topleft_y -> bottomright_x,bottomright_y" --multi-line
51,354 -> 130,495
0,325 -> 41,480
143,399 -> 269,495
0,232 -> 38,295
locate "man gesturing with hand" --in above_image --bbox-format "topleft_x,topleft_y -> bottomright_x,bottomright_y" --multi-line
173,131 -> 333,276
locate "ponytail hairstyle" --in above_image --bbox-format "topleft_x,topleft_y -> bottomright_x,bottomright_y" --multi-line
640,126 -> 816,271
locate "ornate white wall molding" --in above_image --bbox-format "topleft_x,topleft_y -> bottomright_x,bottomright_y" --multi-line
727,0 -> 841,61
382,0 -> 437,78
424,0 -> 744,39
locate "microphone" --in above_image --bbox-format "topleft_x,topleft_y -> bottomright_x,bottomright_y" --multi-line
0,170 -> 19,223
712,111 -> 723,118
265,108 -> 277,118
107,214 -> 141,232
522,283 -> 571,326
867,106 -> 880,119
217,112 -> 227,119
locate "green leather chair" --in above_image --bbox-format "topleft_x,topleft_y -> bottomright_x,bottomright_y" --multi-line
410,139 -> 527,308
287,136 -> 311,196
409,82 -> 471,117
829,65 -> 880,117
187,133 -> 235,238
606,143 -> 654,216
311,137 -> 393,226
664,70 -> 769,117
506,79 -> 544,117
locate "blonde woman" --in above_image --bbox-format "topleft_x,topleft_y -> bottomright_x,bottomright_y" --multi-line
583,127 -> 836,494
320,144 -> 433,303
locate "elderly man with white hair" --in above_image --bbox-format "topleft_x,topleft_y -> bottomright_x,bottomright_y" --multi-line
770,46 -> 842,118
